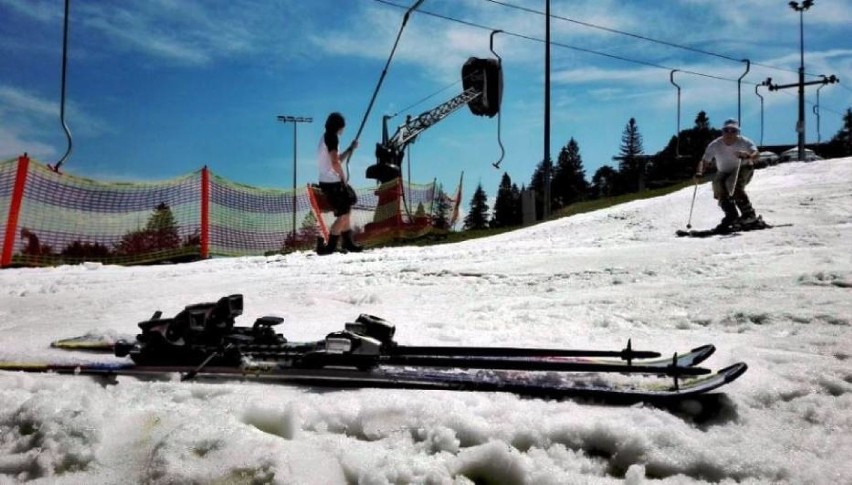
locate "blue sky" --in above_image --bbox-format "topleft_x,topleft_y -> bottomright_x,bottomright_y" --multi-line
1,0 -> 850,204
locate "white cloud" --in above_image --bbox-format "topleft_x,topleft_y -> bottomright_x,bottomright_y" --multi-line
0,85 -> 57,117
0,128 -> 56,161
0,84 -> 110,160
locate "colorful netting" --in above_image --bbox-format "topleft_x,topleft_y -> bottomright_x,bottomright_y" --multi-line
0,156 -> 461,267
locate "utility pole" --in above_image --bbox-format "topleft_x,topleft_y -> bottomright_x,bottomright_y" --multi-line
765,1 -> 838,161
543,0 -> 551,219
791,1 -> 811,162
765,72 -> 838,155
277,115 -> 313,250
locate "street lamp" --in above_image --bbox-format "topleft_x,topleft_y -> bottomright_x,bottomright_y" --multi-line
277,115 -> 313,250
789,0 -> 813,161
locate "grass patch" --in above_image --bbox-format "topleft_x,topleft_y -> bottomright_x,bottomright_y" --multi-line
378,181 -> 695,248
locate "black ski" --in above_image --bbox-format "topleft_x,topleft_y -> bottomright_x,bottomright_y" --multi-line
0,360 -> 748,404
676,216 -> 788,238
16,294 -> 748,403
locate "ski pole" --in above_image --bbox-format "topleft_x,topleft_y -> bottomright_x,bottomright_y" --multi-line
728,158 -> 743,198
686,176 -> 699,229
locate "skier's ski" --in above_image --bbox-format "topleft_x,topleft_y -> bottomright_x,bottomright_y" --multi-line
0,359 -> 748,404
676,216 -> 789,238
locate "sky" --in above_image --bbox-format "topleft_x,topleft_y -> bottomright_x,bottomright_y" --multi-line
1,0 -> 851,202
1,158 -> 850,483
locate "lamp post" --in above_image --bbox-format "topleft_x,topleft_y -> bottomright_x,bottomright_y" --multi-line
789,0 -> 813,162
277,115 -> 313,250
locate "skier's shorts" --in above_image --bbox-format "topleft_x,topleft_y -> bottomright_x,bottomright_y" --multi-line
712,165 -> 754,200
318,182 -> 357,217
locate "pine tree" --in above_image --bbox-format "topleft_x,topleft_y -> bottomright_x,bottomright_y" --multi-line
590,166 -> 618,199
529,157 -> 553,220
491,172 -> 520,228
694,111 -> 711,131
432,184 -> 451,231
297,212 -> 320,244
463,183 -> 490,230
116,202 -> 180,255
648,111 -> 721,185
824,108 -> 852,158
613,118 -> 646,194
551,138 -> 590,209
510,182 -> 521,226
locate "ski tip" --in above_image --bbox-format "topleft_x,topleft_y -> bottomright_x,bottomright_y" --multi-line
718,362 -> 748,383
688,344 -> 716,363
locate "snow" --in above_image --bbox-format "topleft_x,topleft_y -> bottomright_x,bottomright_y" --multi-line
1,158 -> 851,484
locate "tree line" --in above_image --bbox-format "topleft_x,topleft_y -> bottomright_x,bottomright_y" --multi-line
462,108 -> 852,230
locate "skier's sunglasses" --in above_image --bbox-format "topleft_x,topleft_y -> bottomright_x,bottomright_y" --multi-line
722,127 -> 739,134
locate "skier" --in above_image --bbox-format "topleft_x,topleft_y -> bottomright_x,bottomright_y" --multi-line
695,119 -> 760,230
316,112 -> 363,254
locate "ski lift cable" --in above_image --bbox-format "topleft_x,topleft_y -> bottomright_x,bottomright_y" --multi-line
482,0 -> 825,79
387,79 -> 463,119
371,0 -> 759,86
354,0 -> 426,145
371,0 -> 849,118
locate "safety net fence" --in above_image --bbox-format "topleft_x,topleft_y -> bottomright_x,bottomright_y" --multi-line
1,155 -> 462,267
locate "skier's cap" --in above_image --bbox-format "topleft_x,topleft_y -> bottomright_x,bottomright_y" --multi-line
722,119 -> 740,132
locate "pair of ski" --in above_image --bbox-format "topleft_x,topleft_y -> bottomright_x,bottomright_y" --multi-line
46,334 -> 714,377
676,215 -> 789,238
0,295 -> 748,403
3,338 -> 746,404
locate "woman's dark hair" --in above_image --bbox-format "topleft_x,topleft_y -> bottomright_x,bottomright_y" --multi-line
325,112 -> 346,133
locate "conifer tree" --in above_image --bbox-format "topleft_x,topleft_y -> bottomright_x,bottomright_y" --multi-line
590,166 -> 618,199
529,157 -> 553,220
492,173 -> 520,228
432,184 -> 451,231
648,111 -> 721,185
551,138 -> 590,209
613,118 -> 646,193
298,212 -> 320,243
463,183 -> 490,230
825,108 -> 852,158
116,202 -> 180,255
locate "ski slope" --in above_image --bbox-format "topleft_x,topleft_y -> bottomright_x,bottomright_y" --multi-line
1,158 -> 850,484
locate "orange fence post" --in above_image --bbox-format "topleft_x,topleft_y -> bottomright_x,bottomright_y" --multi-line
200,166 -> 210,259
306,184 -> 329,241
450,172 -> 464,227
2,154 -> 30,267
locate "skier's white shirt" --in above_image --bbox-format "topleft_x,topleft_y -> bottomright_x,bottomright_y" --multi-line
702,136 -> 757,173
317,132 -> 342,183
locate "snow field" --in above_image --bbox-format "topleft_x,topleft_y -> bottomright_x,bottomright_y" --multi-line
0,158 -> 850,484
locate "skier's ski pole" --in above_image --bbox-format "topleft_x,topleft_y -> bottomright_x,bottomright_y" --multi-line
728,158 -> 743,198
686,177 -> 699,229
